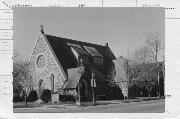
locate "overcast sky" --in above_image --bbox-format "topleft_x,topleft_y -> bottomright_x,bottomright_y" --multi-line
13,7 -> 164,60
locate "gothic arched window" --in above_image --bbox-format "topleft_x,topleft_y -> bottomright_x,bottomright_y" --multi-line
51,74 -> 54,93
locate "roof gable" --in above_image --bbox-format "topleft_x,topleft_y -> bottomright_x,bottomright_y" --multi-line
29,33 -> 67,82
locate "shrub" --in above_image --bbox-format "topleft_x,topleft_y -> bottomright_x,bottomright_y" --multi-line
13,89 -> 26,102
41,89 -> 51,103
59,94 -> 77,102
13,93 -> 23,102
27,90 -> 38,102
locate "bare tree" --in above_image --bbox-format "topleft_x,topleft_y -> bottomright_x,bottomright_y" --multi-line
13,51 -> 31,105
130,45 -> 158,98
146,32 -> 164,62
132,63 -> 158,98
132,46 -> 153,64
13,52 -> 31,88
146,32 -> 164,97
127,32 -> 164,98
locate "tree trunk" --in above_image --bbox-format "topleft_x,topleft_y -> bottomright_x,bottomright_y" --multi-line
147,87 -> 151,99
149,87 -> 152,99
148,93 -> 151,99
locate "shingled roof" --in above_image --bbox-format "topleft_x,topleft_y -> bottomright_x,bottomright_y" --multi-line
45,34 -> 116,72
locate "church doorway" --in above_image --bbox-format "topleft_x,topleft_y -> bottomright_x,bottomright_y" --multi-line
38,79 -> 44,99
79,79 -> 88,101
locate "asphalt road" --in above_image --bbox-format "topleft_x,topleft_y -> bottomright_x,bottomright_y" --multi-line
14,99 -> 165,113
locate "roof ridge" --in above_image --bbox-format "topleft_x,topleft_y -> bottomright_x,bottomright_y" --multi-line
45,34 -> 107,48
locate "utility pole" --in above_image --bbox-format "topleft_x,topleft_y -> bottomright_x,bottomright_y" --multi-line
25,87 -> 27,106
127,60 -> 129,100
155,42 -> 160,98
157,63 -> 160,98
126,51 -> 130,100
91,65 -> 96,105
77,57 -> 82,106
77,77 -> 81,106
92,68 -> 95,103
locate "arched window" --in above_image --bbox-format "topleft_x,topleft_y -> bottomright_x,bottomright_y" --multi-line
51,74 -> 54,93
38,79 -> 44,99
36,55 -> 46,69
38,79 -> 43,87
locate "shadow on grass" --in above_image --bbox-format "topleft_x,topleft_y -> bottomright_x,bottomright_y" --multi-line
121,97 -> 163,103
78,102 -> 121,107
46,106 -> 66,109
13,103 -> 41,108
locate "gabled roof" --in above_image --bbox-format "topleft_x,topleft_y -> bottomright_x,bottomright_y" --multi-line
45,34 -> 116,57
45,34 -> 116,69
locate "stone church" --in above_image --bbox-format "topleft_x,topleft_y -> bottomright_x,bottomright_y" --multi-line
29,26 -> 122,101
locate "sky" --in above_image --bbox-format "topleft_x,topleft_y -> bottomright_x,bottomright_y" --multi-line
13,7 -> 164,60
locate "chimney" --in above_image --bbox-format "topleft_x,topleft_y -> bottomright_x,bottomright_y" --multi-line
105,43 -> 109,47
40,25 -> 44,34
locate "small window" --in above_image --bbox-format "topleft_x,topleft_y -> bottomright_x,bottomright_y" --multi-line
94,57 -> 103,65
81,55 -> 89,64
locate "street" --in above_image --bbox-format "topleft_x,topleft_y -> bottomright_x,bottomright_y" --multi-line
14,99 -> 165,113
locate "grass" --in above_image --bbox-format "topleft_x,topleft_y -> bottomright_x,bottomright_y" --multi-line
121,97 -> 162,103
13,97 -> 164,109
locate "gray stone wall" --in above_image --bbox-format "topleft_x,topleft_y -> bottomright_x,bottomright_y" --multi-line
29,34 -> 66,92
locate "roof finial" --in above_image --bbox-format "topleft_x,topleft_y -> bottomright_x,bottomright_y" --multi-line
40,25 -> 44,34
105,43 -> 109,47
